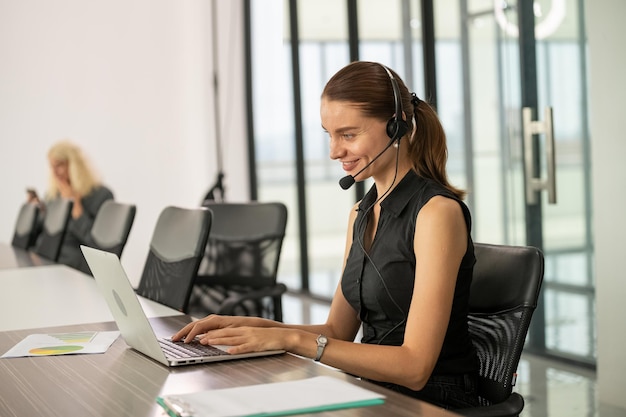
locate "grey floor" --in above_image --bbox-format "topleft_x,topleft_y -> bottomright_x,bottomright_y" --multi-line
281,293 -> 626,417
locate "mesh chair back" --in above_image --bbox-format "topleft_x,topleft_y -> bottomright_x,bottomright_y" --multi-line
468,243 -> 544,407
33,198 -> 73,261
12,203 -> 40,249
90,200 -> 136,257
136,206 -> 212,312
189,202 -> 288,320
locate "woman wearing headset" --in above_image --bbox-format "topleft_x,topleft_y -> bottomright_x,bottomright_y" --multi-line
173,61 -> 479,410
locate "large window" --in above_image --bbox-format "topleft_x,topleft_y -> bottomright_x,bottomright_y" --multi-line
251,0 -> 427,298
248,0 -> 594,365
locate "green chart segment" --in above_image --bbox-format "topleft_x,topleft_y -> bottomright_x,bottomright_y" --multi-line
47,331 -> 97,344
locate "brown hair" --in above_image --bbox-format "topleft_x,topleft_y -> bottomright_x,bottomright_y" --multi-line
321,61 -> 465,200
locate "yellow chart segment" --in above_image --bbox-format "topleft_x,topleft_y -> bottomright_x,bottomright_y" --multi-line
29,345 -> 84,355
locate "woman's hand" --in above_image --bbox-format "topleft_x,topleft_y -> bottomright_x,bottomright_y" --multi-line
196,326 -> 296,354
172,315 -> 296,354
26,189 -> 39,204
54,178 -> 84,218
171,315 -> 278,344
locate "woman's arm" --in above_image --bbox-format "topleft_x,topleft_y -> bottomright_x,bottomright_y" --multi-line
276,196 -> 468,390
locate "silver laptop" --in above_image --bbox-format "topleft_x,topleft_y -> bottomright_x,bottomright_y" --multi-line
80,245 -> 284,367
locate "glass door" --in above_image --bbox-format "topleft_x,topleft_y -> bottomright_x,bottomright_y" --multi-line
439,0 -> 593,364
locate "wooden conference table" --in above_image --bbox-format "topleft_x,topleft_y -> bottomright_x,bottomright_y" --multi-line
0,250 -> 460,417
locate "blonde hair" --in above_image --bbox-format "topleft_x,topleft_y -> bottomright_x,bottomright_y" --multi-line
46,140 -> 101,199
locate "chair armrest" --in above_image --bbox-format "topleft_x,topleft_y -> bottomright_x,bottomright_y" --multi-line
217,283 -> 287,315
455,392 -> 524,417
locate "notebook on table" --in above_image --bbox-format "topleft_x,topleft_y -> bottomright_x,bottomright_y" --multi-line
80,245 -> 284,367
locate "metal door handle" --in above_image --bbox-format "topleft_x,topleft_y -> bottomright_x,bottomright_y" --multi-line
523,107 -> 557,205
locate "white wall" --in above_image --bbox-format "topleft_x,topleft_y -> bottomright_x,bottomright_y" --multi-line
586,0 -> 626,409
0,0 -> 249,285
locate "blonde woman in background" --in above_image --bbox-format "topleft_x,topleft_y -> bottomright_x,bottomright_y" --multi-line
27,140 -> 113,273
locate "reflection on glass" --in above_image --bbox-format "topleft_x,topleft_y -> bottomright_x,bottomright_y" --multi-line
250,0 -> 595,365
545,289 -> 593,358
251,0 -> 300,289
299,0 -> 351,298
453,0 -> 594,363
535,0 -> 595,362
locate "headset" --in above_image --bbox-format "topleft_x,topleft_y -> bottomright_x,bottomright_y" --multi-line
380,64 -> 409,142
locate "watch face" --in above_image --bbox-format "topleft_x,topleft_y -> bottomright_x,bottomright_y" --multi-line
318,335 -> 328,344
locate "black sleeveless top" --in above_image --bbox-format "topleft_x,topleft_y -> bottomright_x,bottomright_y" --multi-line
341,170 -> 478,376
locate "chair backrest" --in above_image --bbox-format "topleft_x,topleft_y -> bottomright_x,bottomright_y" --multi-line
33,198 -> 73,261
197,202 -> 288,288
11,203 -> 40,249
468,243 -> 544,406
136,206 -> 212,312
90,200 -> 136,257
188,202 -> 288,320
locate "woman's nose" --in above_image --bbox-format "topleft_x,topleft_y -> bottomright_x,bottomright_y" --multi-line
329,138 -> 344,160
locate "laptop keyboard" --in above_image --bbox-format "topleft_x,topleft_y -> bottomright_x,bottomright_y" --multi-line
159,338 -> 231,359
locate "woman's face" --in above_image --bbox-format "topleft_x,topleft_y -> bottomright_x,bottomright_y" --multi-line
49,157 -> 69,184
321,98 -> 393,182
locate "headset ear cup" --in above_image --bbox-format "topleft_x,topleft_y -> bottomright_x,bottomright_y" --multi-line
386,119 -> 397,139
396,119 -> 409,138
386,118 -> 409,140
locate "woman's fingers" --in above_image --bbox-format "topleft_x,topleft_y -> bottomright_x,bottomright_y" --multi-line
172,315 -> 281,348
171,315 -> 219,342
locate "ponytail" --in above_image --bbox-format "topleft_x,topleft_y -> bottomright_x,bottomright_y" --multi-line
408,100 -> 466,200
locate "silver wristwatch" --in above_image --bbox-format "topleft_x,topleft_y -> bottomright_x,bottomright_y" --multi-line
314,334 -> 328,361
315,334 -> 328,362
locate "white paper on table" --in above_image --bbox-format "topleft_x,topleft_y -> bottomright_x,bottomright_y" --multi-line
157,375 -> 386,417
1,330 -> 120,358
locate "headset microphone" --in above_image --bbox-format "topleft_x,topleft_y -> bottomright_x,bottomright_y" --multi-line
338,138 -> 397,190
338,174 -> 356,191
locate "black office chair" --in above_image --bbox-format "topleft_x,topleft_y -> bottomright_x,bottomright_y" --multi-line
90,200 -> 136,257
188,202 -> 288,321
457,243 -> 545,417
77,200 -> 137,275
33,198 -> 73,261
11,203 -> 40,250
136,206 -> 212,313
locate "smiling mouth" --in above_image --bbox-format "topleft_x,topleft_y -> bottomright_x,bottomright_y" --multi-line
342,160 -> 359,172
